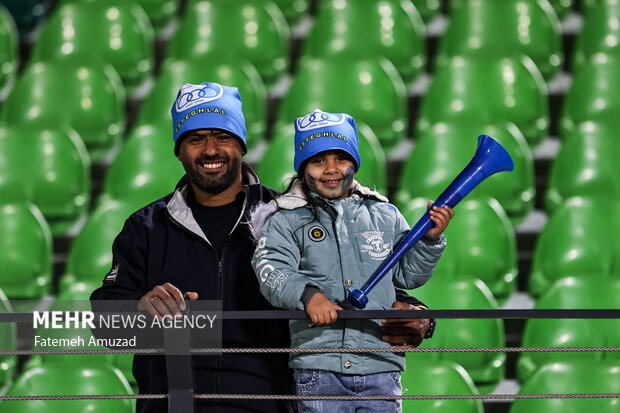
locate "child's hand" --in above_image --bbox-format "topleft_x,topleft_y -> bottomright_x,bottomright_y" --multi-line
306,292 -> 343,327
425,200 -> 455,240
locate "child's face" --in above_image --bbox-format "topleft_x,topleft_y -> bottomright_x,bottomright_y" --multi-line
303,150 -> 356,200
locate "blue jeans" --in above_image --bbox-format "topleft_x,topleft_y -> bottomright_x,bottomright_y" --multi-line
293,369 -> 402,413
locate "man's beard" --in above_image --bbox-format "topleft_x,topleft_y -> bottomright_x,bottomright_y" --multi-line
187,154 -> 242,195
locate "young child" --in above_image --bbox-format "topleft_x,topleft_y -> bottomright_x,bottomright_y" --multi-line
251,109 -> 454,412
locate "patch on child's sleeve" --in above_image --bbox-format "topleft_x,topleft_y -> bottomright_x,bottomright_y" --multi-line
103,264 -> 119,283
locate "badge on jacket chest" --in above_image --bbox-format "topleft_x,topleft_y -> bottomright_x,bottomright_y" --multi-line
360,231 -> 391,260
308,225 -> 326,242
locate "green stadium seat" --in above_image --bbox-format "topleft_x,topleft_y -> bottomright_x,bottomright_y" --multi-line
0,202 -> 52,300
529,197 -> 620,297
275,57 -> 408,151
409,278 -> 506,394
270,0 -> 310,27
255,124 -> 296,193
397,121 -> 535,224
436,0 -> 563,81
545,121 -> 620,212
416,55 -> 549,148
517,276 -> 620,382
411,0 -> 442,23
0,125 -> 35,202
0,124 -> 91,236
166,0 -> 289,88
300,0 -> 426,84
548,0 -> 573,20
0,57 -> 126,163
58,199 -> 144,292
510,360 -> 620,413
402,359 -> 484,413
353,122 -> 388,195
572,0 -> 620,71
560,53 -> 620,136
400,197 -> 518,302
0,364 -> 134,413
257,121 -> 388,194
100,122 -> 185,205
135,58 -> 267,150
30,0 -> 154,95
134,0 -> 179,36
0,4 -> 18,94
0,288 -> 17,387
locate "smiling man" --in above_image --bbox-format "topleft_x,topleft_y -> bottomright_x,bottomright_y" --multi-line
90,82 -> 435,413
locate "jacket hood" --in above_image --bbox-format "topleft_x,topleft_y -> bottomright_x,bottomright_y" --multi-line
249,180 -> 388,240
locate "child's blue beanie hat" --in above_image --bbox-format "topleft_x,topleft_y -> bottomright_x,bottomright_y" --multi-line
171,82 -> 247,155
293,109 -> 361,173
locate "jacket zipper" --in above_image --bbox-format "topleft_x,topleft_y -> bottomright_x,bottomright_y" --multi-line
166,189 -> 248,413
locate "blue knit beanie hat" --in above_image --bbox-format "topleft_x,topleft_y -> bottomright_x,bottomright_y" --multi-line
293,109 -> 361,173
171,82 -> 247,155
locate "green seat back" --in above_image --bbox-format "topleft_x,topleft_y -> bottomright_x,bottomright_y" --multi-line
136,58 -> 267,150
529,197 -> 620,297
411,0 -> 442,22
0,202 -> 51,300
416,55 -> 549,148
0,4 -> 18,93
572,0 -> 620,71
270,0 -> 310,26
0,288 -> 16,387
411,278 -> 506,393
548,0 -> 573,19
166,0 -> 289,88
255,124 -> 297,192
59,199 -> 144,290
0,58 -> 126,163
546,121 -> 620,212
397,121 -> 535,223
517,276 -> 620,382
100,123 -> 186,205
0,364 -> 134,413
0,124 -> 91,236
560,53 -> 620,136
276,57 -> 407,151
510,360 -> 620,413
134,0 -> 179,36
301,0 -> 426,84
402,359 -> 484,413
437,0 -> 563,81
401,197 -> 517,302
30,0 -> 154,95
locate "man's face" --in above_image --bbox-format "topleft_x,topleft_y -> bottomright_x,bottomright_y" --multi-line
177,129 -> 243,195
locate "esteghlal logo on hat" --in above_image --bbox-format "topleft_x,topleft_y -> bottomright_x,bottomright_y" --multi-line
174,83 -> 224,113
296,109 -> 346,132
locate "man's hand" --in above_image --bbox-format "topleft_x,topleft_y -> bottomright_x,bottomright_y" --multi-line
137,282 -> 199,319
306,292 -> 343,327
380,301 -> 429,348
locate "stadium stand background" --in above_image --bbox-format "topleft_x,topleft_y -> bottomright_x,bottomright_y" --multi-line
0,0 -> 619,412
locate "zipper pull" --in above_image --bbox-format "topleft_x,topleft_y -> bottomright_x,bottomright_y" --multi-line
218,260 -> 223,278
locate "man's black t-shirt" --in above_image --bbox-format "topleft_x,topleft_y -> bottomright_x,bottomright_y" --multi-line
188,189 -> 245,255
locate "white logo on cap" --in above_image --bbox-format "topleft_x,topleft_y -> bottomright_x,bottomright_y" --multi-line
296,109 -> 346,131
175,83 -> 224,113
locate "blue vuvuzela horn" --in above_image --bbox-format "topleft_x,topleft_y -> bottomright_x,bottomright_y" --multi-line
348,135 -> 514,309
